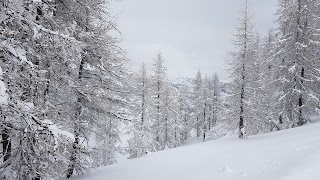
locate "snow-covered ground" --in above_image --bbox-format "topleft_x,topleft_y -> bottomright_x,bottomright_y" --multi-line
73,120 -> 320,180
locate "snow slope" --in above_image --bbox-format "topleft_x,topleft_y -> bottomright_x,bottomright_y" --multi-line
74,121 -> 320,180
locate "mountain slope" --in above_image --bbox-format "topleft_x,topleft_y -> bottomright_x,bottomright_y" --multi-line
74,121 -> 320,180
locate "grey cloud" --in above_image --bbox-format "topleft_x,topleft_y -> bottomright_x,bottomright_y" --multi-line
111,0 -> 278,81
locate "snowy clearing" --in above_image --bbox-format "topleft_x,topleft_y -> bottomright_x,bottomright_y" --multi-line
73,120 -> 320,180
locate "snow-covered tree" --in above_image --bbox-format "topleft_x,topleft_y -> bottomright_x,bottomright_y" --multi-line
259,30 -> 282,131
228,0 -> 257,139
192,70 -> 204,138
0,1 -> 79,179
244,33 -> 271,134
202,76 -> 211,141
127,64 -> 152,158
211,73 -> 221,128
150,52 -> 167,151
273,0 -> 320,128
177,81 -> 191,142
161,82 -> 185,148
0,0 -> 127,179
92,110 -> 121,167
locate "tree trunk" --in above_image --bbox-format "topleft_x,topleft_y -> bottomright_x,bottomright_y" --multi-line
1,114 -> 11,180
296,0 -> 306,127
196,117 -> 200,138
239,2 -> 248,139
208,105 -> 211,131
2,125 -> 11,162
155,80 -> 161,150
66,56 -> 85,178
203,102 -> 207,142
239,66 -> 245,139
66,128 -> 80,178
297,66 -> 306,126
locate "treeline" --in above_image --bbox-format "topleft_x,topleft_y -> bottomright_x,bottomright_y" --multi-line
227,0 -> 320,139
126,0 -> 320,158
126,53 -> 221,158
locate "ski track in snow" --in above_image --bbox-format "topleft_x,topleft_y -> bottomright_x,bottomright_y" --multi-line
72,120 -> 320,180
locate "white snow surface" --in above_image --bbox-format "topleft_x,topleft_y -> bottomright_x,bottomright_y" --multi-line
73,120 -> 320,180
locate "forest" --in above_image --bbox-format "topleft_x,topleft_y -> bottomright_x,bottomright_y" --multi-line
0,0 -> 320,179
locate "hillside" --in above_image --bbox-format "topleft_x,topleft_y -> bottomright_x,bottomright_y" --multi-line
73,119 -> 320,180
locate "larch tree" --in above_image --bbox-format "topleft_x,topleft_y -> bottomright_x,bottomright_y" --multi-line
177,80 -> 191,142
192,70 -> 203,138
161,81 -> 172,149
211,73 -> 221,128
260,30 -> 282,131
51,0 -> 127,177
245,33 -> 269,135
127,63 -> 152,158
168,86 -> 184,148
0,0 -> 126,179
202,75 -> 211,141
0,1 -> 79,179
161,82 -> 184,149
228,0 -> 256,139
150,52 -> 167,151
273,0 -> 320,128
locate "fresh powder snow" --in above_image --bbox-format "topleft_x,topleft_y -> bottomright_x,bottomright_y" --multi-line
74,119 -> 320,180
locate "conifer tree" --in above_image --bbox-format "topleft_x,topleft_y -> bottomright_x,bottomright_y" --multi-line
177,81 -> 191,141
0,0 -> 126,179
192,70 -> 203,138
211,73 -> 221,128
150,53 -> 167,151
228,0 -> 256,139
127,64 -> 152,158
273,0 -> 320,128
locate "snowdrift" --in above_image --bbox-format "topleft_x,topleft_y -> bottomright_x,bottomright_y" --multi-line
74,121 -> 320,180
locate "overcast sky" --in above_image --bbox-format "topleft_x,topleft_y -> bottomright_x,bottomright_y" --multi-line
110,0 -> 278,81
